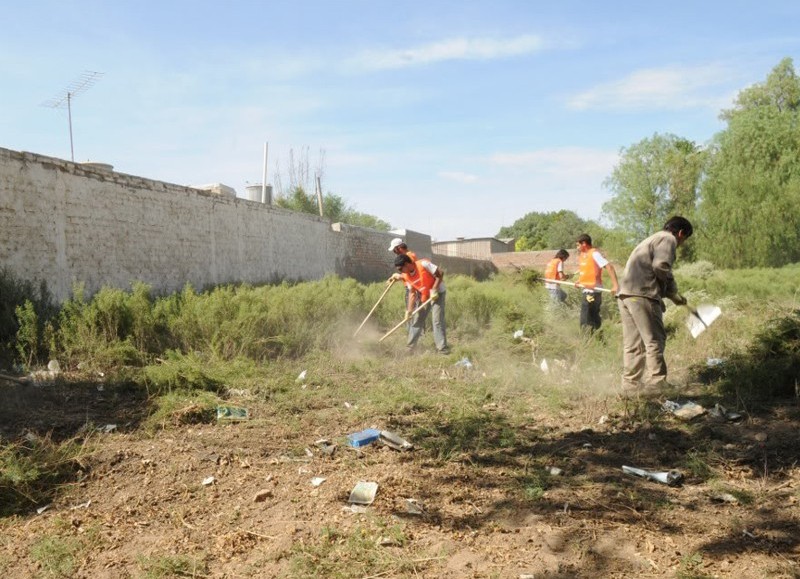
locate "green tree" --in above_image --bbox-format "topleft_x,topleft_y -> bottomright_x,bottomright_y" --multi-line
698,58 -> 800,267
275,186 -> 391,231
498,210 -> 592,251
602,134 -> 705,244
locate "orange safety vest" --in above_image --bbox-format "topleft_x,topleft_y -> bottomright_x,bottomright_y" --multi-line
544,258 -> 562,281
401,260 -> 437,301
577,248 -> 603,289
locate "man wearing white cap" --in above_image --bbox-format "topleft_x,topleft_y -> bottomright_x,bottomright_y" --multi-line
388,238 -> 417,261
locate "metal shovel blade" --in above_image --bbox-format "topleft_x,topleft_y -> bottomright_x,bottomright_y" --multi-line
686,304 -> 721,339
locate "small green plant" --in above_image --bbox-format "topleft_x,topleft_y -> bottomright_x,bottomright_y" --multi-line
676,551 -> 714,579
142,390 -> 219,433
137,553 -> 208,578
30,535 -> 81,578
286,521 -> 412,579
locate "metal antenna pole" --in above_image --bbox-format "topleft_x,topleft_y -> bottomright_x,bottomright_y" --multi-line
41,71 -> 104,162
67,93 -> 74,161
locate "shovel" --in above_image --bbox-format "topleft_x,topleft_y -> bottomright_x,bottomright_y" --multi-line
353,279 -> 396,337
544,279 -> 612,293
379,297 -> 434,342
684,304 -> 721,339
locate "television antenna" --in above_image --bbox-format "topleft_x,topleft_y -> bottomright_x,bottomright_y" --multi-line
41,71 -> 104,162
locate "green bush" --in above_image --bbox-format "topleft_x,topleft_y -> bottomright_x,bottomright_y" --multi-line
696,309 -> 800,404
0,435 -> 87,516
0,268 -> 56,365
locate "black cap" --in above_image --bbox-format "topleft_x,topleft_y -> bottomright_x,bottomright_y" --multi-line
394,254 -> 412,268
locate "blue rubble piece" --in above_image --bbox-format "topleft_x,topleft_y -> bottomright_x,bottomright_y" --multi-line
347,428 -> 381,448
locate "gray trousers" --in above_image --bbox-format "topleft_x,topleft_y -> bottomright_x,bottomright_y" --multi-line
618,296 -> 667,388
407,292 -> 447,351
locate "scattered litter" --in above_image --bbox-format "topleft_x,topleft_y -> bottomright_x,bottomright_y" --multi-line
254,489 -> 273,502
377,536 -> 402,547
36,504 -> 51,515
47,359 -> 61,374
403,498 -> 425,515
622,465 -> 684,486
598,415 -> 609,425
754,432 -> 768,443
216,406 -> 250,422
742,529 -> 756,539
663,399 -> 706,420
520,575 -> 536,579
548,467 -> 563,476
706,358 -> 725,367
540,359 -> 549,373
102,424 -> 117,433
582,442 -> 592,449
315,439 -> 337,457
296,370 -> 307,383
201,476 -> 215,486
304,448 -> 314,457
454,357 -> 473,370
711,492 -> 739,504
348,481 -> 378,505
709,403 -> 743,422
311,477 -> 327,487
379,430 -> 413,451
70,500 -> 91,510
513,329 -> 524,340
347,428 -> 381,448
342,504 -> 368,514
343,402 -> 358,409
96,385 -> 104,392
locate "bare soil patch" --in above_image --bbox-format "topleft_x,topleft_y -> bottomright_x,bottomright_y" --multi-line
1,374 -> 799,578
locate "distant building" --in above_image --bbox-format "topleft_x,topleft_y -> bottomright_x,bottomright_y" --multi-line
432,237 -> 514,260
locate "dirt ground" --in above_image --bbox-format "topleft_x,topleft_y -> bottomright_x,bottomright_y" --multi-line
1,374 -> 799,578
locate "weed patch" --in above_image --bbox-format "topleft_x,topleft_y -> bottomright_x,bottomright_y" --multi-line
0,434 -> 88,516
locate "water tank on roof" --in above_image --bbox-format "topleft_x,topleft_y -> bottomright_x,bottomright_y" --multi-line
245,184 -> 272,204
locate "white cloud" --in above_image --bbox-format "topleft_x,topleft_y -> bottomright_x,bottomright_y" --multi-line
347,35 -> 544,72
568,63 -> 738,111
438,171 -> 478,184
491,147 -> 619,175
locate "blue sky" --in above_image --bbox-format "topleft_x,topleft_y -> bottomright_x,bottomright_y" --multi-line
2,1 -> 798,240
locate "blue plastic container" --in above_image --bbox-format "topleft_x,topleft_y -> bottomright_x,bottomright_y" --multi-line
347,428 -> 381,447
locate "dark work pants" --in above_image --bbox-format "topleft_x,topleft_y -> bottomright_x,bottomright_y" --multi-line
580,291 -> 602,332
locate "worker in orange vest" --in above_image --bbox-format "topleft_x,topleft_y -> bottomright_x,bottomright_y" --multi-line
388,238 -> 419,304
575,234 -> 619,333
394,253 -> 449,354
544,249 -> 569,303
388,238 -> 418,262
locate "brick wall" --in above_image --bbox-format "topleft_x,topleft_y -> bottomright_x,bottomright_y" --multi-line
0,147 -> 408,301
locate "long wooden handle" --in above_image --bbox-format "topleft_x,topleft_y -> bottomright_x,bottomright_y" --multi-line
545,278 -> 612,293
379,297 -> 434,342
353,279 -> 396,337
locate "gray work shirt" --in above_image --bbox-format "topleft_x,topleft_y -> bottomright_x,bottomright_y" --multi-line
618,230 -> 679,301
